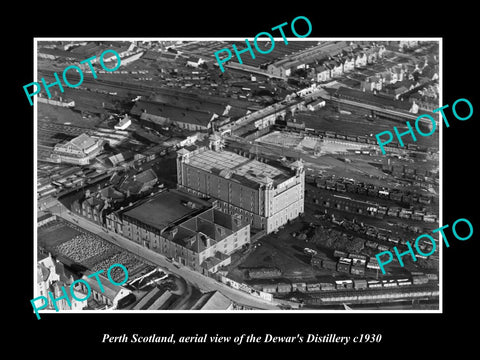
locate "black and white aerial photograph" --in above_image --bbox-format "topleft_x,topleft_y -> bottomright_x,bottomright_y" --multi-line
15,6 -> 478,355
34,38 -> 441,313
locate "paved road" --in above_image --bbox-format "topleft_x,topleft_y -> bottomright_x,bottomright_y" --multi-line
52,206 -> 278,310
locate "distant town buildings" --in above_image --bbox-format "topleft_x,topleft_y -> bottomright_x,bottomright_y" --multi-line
266,42 -> 386,80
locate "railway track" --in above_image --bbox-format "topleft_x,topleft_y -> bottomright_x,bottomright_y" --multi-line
38,69 -> 166,96
304,283 -> 439,303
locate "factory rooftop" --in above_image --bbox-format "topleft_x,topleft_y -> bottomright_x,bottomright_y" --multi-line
184,148 -> 292,188
163,208 -> 246,252
122,189 -> 212,231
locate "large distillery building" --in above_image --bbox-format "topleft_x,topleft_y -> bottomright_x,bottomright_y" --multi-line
176,136 -> 305,234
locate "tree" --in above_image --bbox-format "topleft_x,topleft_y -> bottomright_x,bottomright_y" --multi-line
345,238 -> 365,253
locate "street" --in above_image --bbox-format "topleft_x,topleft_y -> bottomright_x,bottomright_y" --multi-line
51,204 -> 278,310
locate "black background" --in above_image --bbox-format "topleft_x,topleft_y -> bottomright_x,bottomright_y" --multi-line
13,4 -> 478,355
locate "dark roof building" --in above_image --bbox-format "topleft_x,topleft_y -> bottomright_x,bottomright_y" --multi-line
131,99 -> 226,131
117,189 -> 251,275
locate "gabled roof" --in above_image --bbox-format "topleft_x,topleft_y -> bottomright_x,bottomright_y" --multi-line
198,291 -> 232,310
37,263 -> 50,283
315,65 -> 329,72
187,55 -> 201,62
68,133 -> 98,151
82,271 -> 123,300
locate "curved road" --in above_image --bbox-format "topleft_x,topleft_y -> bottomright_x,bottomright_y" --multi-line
52,205 -> 278,310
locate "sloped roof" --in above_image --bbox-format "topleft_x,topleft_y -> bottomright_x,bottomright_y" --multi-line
37,263 -> 50,283
69,133 -> 98,151
199,291 -> 232,310
82,271 -> 123,300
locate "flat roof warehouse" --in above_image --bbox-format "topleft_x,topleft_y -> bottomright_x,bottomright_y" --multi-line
122,189 -> 212,232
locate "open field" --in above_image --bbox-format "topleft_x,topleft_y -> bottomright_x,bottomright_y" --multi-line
38,102 -> 103,128
38,219 -> 155,281
38,220 -> 82,248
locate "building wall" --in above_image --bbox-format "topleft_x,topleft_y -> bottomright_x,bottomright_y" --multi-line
123,211 -> 250,272
121,51 -> 144,65
52,144 -> 102,165
37,259 -> 87,311
38,97 -> 75,107
38,214 -> 57,227
106,212 -> 123,233
173,121 -> 208,132
199,224 -> 250,261
76,281 -> 113,308
121,216 -> 162,249
264,172 -> 305,233
317,70 -> 330,82
140,112 -> 170,126
177,149 -> 305,233
179,164 -> 261,215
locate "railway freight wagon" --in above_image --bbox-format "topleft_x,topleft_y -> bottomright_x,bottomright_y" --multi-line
259,273 -> 434,297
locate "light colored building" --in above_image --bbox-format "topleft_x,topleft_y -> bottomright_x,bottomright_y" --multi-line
330,60 -> 344,77
37,212 -> 56,227
120,51 -> 144,66
114,115 -> 132,130
191,291 -> 233,310
51,133 -> 104,165
37,96 -> 75,108
267,63 -> 292,78
354,52 -> 367,68
36,254 -> 87,311
176,137 -> 305,234
306,98 -> 326,111
76,270 -> 133,310
315,64 -> 331,82
186,55 -> 205,68
399,40 -> 419,51
342,56 -> 355,72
